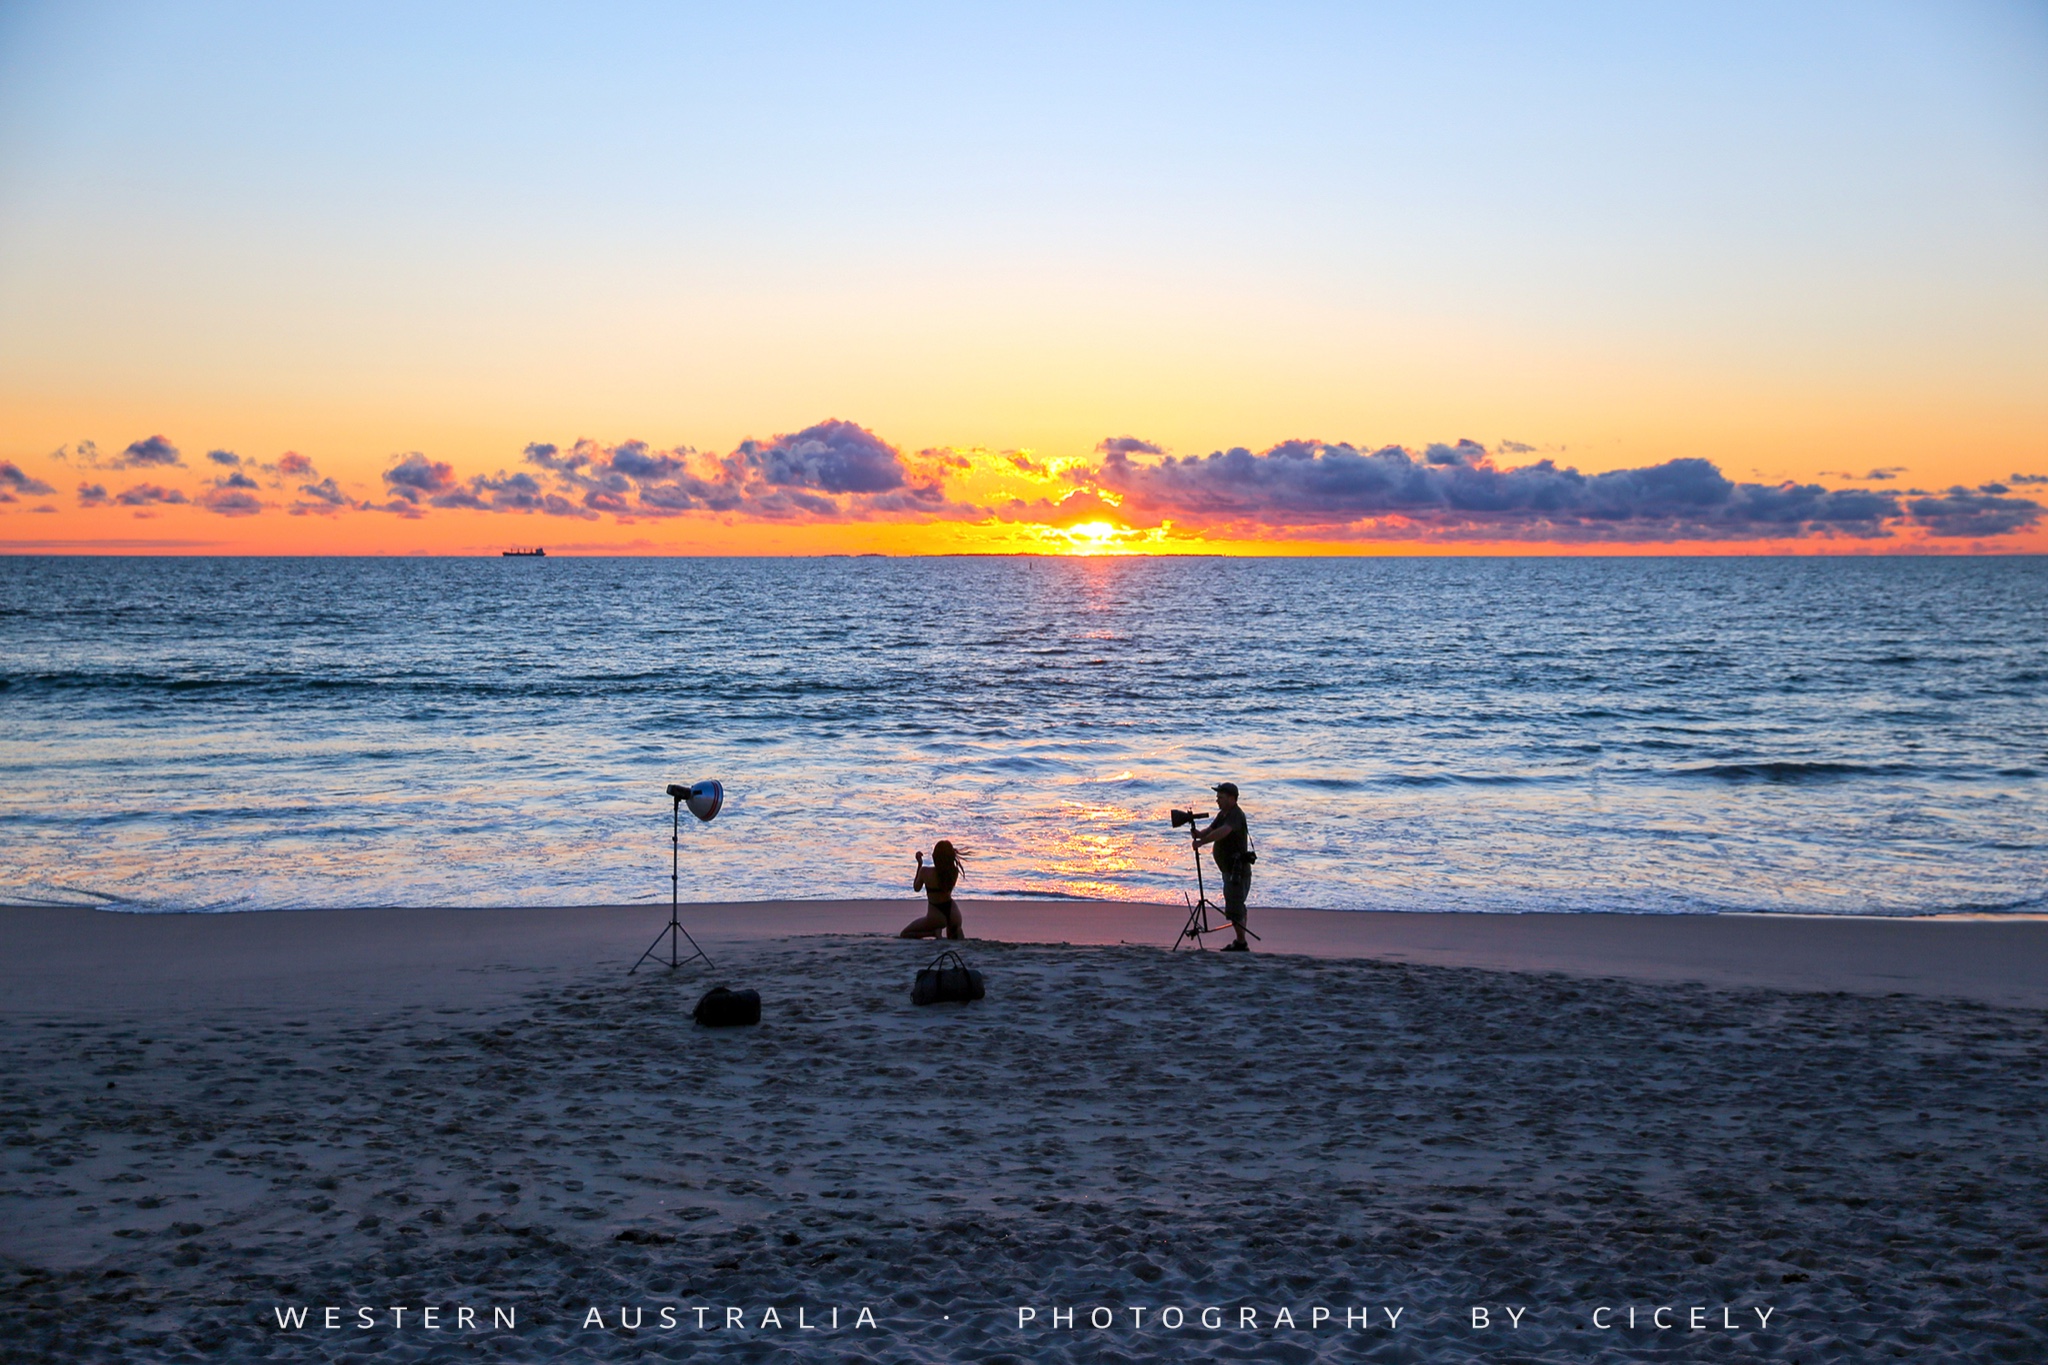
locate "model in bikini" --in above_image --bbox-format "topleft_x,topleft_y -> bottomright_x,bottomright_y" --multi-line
898,840 -> 965,940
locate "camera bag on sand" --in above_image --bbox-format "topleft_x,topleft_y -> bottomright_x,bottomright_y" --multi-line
692,986 -> 761,1027
911,949 -> 984,1006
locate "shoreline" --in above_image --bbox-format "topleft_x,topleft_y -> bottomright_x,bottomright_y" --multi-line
4,898 -> 2045,1014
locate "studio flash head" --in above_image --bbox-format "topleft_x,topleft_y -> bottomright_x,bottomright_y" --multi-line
664,780 -> 722,822
683,780 -> 723,824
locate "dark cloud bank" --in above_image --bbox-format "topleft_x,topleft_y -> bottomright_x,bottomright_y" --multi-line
1085,440 -> 2043,542
349,419 -> 975,523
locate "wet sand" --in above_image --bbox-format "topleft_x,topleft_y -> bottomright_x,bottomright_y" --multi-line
1,903 -> 2043,1362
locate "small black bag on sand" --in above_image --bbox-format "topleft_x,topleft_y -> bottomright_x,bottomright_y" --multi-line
912,949 -> 985,1006
692,986 -> 761,1027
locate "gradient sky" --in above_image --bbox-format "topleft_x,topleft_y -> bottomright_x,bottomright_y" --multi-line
1,0 -> 2043,553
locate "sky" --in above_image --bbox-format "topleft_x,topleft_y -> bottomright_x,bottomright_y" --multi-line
0,0 -> 2044,554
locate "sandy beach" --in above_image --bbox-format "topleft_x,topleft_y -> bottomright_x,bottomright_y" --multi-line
2,901 -> 2044,1362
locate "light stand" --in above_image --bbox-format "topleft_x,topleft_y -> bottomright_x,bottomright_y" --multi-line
631,780 -> 723,973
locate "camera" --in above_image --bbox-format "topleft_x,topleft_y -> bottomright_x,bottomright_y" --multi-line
1169,809 -> 1209,830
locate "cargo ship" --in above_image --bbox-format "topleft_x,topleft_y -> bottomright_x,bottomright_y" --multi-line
501,546 -> 546,557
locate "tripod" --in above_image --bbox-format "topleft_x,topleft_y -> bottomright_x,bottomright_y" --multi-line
1171,823 -> 1263,952
630,791 -> 715,973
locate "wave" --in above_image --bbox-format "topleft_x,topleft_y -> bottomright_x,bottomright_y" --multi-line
1386,772 -> 1560,788
1677,761 -> 1925,783
1289,760 -> 2035,791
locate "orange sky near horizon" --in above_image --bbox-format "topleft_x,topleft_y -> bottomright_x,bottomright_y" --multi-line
4,416 -> 2043,557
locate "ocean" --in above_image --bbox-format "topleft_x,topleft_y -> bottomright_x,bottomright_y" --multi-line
1,554 -> 2041,917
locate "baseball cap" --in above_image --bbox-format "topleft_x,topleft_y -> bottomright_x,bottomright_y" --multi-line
1212,782 -> 1239,798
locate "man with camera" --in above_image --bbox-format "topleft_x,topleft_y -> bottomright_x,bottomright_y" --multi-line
1191,782 -> 1255,951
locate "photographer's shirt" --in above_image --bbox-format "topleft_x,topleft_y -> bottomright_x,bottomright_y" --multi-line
1208,807 -> 1249,871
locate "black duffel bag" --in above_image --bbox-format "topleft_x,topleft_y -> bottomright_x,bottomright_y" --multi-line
911,949 -> 985,1006
692,986 -> 761,1027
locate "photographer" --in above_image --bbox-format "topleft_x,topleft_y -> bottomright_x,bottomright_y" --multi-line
1191,782 -> 1254,951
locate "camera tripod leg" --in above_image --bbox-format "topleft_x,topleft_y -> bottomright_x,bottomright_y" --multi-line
1173,893 -> 1226,951
1174,836 -> 1204,951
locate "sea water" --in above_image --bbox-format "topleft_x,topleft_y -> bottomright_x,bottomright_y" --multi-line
1,555 -> 2041,916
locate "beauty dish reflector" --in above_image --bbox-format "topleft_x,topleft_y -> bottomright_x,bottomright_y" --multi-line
685,780 -> 723,823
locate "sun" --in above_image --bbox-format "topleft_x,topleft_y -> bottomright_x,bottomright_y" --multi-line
1057,521 -> 1131,556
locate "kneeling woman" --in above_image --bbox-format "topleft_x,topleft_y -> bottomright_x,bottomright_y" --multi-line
899,841 -> 965,940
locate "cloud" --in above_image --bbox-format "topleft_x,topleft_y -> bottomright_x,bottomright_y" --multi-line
734,419 -> 906,494
0,462 -> 55,502
383,452 -> 458,499
1009,452 -> 1049,475
1497,440 -> 1537,454
1001,489 -> 1121,525
466,470 -> 597,518
198,486 -> 263,517
55,436 -> 185,469
2010,472 -> 2047,486
289,478 -> 365,516
522,439 -> 715,517
190,469 -> 267,517
1097,436 -> 1165,456
206,449 -> 242,467
379,452 -> 478,516
117,435 -> 183,468
112,483 -> 188,507
417,467 -> 601,518
276,451 -> 316,477
76,483 -> 108,507
1426,439 -> 1487,466
519,420 -> 976,522
1075,440 -> 1927,542
1906,487 -> 2043,538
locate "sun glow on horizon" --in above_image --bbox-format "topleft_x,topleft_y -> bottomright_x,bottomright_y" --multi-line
1057,521 -> 1133,555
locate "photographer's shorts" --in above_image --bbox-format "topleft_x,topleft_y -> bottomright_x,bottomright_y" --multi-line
1221,864 -> 1252,923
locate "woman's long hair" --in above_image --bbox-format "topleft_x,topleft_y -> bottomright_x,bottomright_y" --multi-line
930,839 -> 965,894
